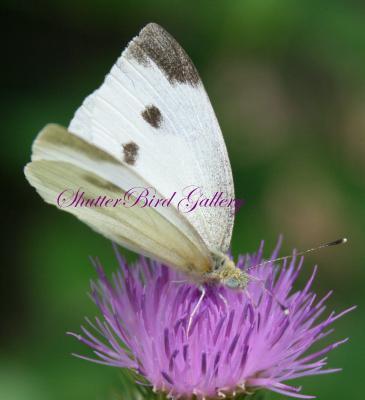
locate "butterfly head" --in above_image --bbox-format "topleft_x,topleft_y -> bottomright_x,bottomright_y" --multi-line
208,253 -> 249,290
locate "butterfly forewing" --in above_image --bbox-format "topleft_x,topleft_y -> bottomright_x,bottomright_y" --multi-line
69,23 -> 235,255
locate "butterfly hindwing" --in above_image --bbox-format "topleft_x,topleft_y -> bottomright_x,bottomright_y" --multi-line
25,124 -> 211,275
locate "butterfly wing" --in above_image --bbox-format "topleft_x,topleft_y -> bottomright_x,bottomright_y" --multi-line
25,124 -> 211,275
69,23 -> 235,254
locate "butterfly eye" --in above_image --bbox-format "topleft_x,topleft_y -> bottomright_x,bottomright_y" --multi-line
224,277 -> 241,289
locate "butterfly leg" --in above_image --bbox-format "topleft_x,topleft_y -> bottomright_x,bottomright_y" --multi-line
218,293 -> 229,311
187,285 -> 206,337
245,273 -> 289,315
171,280 -> 189,284
244,286 -> 257,308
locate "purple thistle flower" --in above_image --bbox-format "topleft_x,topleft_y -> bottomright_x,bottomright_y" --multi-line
68,239 -> 355,399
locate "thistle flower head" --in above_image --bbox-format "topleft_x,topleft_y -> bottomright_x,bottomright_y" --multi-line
69,239 -> 354,399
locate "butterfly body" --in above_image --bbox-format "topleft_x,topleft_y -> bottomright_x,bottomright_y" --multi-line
204,253 -> 249,289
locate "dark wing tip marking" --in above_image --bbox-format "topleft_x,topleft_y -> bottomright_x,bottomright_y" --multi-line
126,23 -> 201,87
122,142 -> 139,165
141,105 -> 162,128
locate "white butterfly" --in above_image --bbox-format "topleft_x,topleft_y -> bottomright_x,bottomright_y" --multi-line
24,23 -> 248,289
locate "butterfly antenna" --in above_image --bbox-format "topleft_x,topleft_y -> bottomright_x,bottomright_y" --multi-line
247,238 -> 347,272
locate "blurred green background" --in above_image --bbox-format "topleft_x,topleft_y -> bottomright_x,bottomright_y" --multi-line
1,1 -> 364,399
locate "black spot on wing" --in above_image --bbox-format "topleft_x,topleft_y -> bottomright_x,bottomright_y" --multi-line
142,105 -> 162,128
122,142 -> 139,165
126,23 -> 201,87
